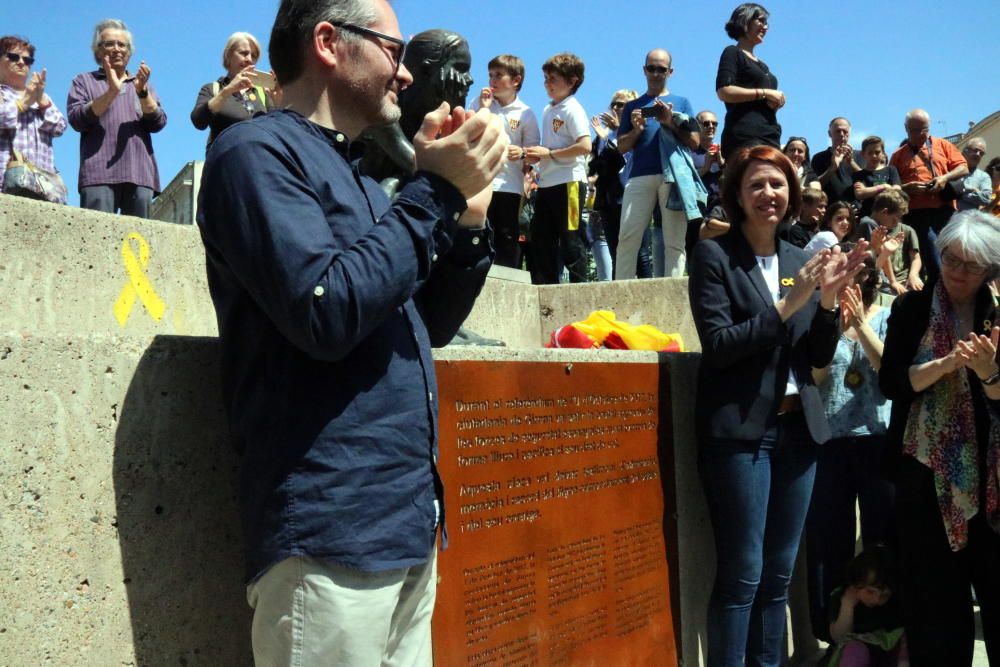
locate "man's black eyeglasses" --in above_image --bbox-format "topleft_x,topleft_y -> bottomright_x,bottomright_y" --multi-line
5,52 -> 35,67
644,65 -> 670,75
332,23 -> 407,76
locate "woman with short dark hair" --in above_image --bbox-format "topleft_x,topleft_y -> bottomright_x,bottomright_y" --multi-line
690,144 -> 866,666
716,3 -> 785,161
880,209 -> 1000,665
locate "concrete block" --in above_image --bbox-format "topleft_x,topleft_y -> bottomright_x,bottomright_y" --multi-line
537,278 -> 701,353
0,194 -> 218,337
0,333 -> 250,666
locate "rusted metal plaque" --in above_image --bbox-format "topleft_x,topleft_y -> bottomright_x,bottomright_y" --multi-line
433,360 -> 677,667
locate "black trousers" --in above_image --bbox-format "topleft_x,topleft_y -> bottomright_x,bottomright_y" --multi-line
896,455 -> 1000,666
486,191 -> 523,270
529,181 -> 588,285
902,206 -> 954,284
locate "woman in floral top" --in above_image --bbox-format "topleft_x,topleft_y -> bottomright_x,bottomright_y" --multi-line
879,210 -> 1000,665
0,35 -> 67,202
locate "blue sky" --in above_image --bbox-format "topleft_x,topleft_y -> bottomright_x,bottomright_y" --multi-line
8,0 -> 1000,206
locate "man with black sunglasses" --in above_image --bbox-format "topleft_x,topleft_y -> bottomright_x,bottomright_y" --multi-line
614,48 -> 694,280
197,1 -> 508,665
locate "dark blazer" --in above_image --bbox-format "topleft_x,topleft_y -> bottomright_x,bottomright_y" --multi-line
689,230 -> 840,444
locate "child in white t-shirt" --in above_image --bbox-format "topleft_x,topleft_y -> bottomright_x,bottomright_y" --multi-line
522,53 -> 592,285
472,54 -> 540,270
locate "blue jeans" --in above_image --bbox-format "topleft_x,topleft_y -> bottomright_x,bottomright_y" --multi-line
699,413 -> 818,667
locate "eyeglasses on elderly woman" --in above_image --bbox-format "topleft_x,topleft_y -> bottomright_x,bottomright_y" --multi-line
941,250 -> 990,276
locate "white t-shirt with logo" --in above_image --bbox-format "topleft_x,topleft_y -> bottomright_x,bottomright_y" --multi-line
471,95 -> 540,195
538,95 -> 589,187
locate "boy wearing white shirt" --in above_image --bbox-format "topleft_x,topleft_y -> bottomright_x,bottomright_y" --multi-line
474,54 -> 540,269
523,53 -> 592,285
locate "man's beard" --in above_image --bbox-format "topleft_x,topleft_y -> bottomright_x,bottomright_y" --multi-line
346,74 -> 401,128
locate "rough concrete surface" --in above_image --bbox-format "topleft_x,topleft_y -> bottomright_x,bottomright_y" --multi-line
0,194 -> 218,338
0,333 -> 706,666
537,277 -> 701,353
0,333 -> 250,666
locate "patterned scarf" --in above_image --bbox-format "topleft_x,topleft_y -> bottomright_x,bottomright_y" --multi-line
902,281 -> 1000,550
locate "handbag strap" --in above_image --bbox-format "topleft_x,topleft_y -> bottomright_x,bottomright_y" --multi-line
912,138 -> 937,178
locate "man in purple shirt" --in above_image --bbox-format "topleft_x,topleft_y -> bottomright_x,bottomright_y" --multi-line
66,19 -> 166,218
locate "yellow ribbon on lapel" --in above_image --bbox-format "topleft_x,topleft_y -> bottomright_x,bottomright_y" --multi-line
113,232 -> 166,326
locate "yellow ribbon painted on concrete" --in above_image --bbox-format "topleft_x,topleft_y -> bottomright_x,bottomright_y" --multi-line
113,232 -> 166,326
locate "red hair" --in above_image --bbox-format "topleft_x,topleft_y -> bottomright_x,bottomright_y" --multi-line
721,144 -> 802,225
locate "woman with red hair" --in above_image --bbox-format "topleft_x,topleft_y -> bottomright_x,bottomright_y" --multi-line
689,145 -> 867,666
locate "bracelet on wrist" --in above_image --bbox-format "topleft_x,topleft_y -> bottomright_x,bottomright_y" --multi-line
548,148 -> 554,160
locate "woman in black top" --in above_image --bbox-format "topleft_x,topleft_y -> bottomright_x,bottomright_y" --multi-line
191,32 -> 276,149
716,3 -> 786,161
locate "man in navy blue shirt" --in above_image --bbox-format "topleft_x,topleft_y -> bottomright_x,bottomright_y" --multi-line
614,48 -> 693,280
196,1 -> 508,664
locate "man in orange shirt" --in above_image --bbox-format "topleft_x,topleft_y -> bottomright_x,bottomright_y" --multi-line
890,108 -> 968,282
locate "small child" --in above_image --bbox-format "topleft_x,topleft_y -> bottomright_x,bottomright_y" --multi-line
523,53 -> 591,285
863,190 -> 922,295
798,188 -> 828,236
804,201 -> 855,256
852,136 -> 902,218
473,54 -> 540,270
827,546 -> 908,667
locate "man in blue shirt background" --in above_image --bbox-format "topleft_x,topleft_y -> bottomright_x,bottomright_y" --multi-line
196,0 -> 509,664
614,48 -> 693,280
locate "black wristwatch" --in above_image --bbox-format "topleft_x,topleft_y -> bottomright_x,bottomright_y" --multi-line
979,370 -> 1000,386
137,89 -> 149,99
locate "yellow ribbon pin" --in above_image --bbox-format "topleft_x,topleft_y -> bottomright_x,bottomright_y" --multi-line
113,232 -> 166,327
781,278 -> 795,286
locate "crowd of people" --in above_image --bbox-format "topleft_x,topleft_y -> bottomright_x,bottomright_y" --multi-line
4,3 -> 1000,667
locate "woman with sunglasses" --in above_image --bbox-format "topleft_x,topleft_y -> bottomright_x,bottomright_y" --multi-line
0,35 -> 67,202
880,209 -> 1000,665
716,3 -> 785,161
191,32 -> 276,150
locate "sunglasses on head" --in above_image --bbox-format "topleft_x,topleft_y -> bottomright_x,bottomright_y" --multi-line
5,52 -> 34,66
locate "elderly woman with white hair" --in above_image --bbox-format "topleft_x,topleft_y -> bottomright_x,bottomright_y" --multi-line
880,209 -> 1000,665
66,18 -> 166,218
190,32 -> 277,149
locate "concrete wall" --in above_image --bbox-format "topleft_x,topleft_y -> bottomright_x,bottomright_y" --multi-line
0,195 -> 711,665
0,194 -> 217,337
0,335 -> 708,666
1,194 -> 699,351
0,334 -> 249,666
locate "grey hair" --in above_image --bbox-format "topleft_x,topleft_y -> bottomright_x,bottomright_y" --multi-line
222,32 -> 262,70
91,19 -> 133,64
269,0 -> 378,85
966,137 -> 987,152
905,108 -> 930,125
935,210 -> 1000,276
725,3 -> 769,40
